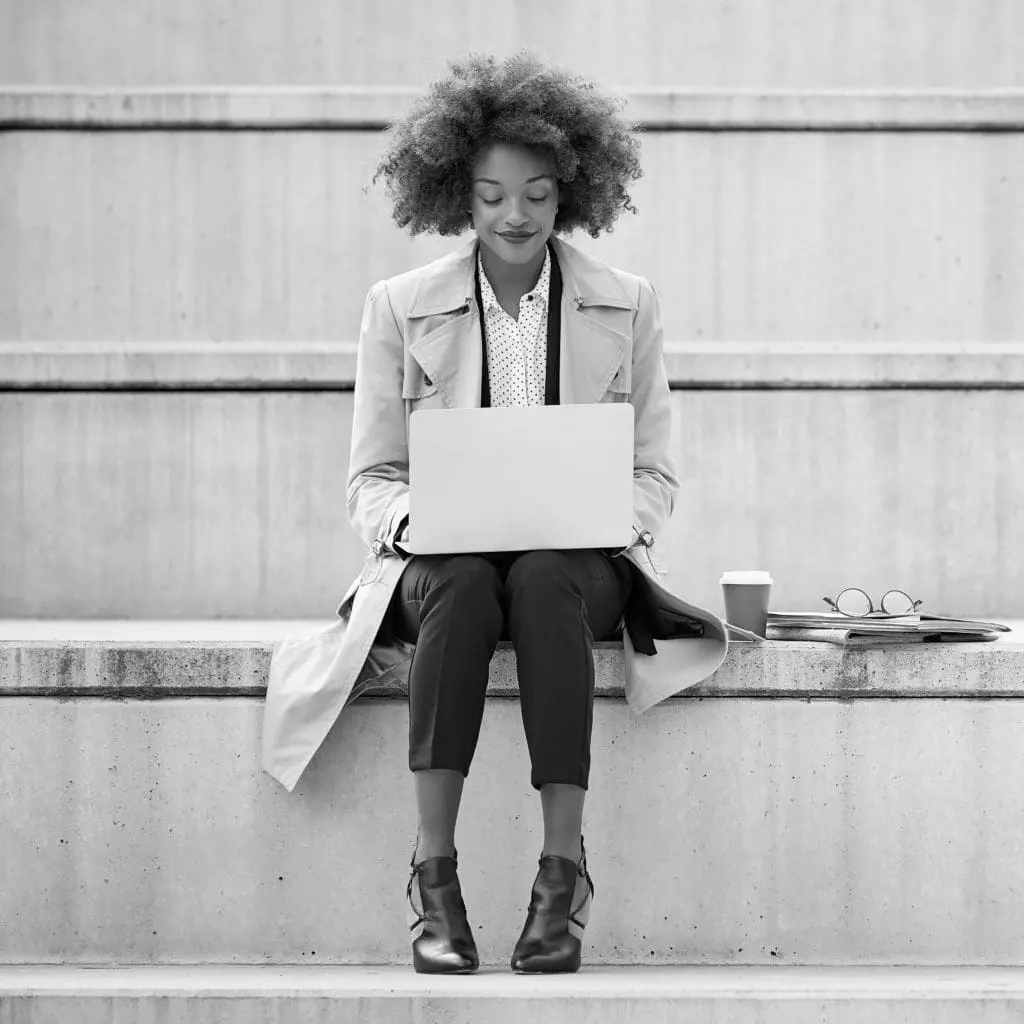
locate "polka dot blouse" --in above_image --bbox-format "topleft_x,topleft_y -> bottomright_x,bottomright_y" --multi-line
477,244 -> 551,407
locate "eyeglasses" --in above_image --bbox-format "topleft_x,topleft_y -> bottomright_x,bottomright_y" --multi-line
822,587 -> 923,618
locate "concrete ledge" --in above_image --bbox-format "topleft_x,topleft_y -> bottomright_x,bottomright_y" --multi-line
5,341 -> 1024,390
5,695 -> 1024,964
2,966 -> 1024,1024
4,87 -> 1024,130
5,631 -> 1024,965
1,623 -> 1023,698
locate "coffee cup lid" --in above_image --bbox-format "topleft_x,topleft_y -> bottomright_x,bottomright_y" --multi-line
720,570 -> 773,585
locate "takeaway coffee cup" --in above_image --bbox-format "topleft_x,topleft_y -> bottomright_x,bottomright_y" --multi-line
720,570 -> 773,639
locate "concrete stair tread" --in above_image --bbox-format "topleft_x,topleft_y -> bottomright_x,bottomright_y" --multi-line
3,619 -> 1024,700
4,619 -> 1024,700
0,619 -> 337,642
4,963 -> 1024,997
7,340 -> 1024,388
9,967 -> 1024,1023
2,619 -> 1022,643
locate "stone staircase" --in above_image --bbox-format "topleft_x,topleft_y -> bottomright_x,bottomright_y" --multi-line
3,623 -> 1024,1019
5,0 -> 1024,1018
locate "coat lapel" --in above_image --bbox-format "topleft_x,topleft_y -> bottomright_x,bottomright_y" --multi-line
404,235 -> 637,408
551,235 -> 636,405
406,239 -> 481,409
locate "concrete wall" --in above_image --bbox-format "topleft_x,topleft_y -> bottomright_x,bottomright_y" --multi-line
3,388 -> 1023,618
3,0 -> 1023,88
4,688 -> 1024,965
2,4 -> 1020,622
3,130 -> 1023,343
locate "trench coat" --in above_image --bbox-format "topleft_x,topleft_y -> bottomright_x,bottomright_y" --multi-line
261,233 -> 735,793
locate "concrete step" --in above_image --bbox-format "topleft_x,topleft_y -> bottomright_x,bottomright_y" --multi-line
3,130 -> 1024,345
8,87 -> 1024,131
3,382 -> 1024,618
3,965 -> 1024,1024
5,0 -> 1024,89
2,624 -> 1024,966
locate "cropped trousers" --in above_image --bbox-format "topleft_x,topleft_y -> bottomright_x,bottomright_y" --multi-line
391,549 -> 633,790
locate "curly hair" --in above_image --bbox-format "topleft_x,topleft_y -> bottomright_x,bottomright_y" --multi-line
369,50 -> 644,239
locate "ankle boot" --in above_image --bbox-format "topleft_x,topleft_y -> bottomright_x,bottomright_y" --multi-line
407,850 -> 479,974
511,837 -> 594,974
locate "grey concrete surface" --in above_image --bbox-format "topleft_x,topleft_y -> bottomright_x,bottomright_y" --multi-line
3,618 -> 1022,641
3,1 -> 1023,89
0,620 -> 335,641
6,86 -> 1024,129
4,692 -> 1024,964
1,627 -> 1023,697
5,132 -> 1024,344
6,340 -> 1024,389
4,391 -> 1024,618
2,966 -> 1024,1024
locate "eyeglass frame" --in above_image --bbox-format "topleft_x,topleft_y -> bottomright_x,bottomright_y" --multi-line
822,587 -> 923,618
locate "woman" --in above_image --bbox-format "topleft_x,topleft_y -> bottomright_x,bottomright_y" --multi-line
261,50 -> 731,975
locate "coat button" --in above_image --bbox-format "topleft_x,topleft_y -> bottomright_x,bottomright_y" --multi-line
424,375 -> 432,386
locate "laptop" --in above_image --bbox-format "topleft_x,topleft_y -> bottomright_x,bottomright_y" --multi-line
402,404 -> 634,555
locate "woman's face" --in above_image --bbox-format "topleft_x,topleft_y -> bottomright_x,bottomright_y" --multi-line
469,144 -> 560,270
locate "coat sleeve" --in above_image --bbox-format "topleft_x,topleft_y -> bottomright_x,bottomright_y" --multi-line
345,280 -> 411,552
629,276 -> 680,544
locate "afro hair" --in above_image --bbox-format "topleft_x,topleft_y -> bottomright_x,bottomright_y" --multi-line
369,50 -> 644,239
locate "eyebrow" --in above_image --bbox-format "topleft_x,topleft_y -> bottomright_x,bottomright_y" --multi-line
472,175 -> 554,185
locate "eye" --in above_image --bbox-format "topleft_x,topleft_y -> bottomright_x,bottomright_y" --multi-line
478,195 -> 548,206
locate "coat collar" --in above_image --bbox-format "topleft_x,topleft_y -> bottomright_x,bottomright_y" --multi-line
405,235 -> 636,406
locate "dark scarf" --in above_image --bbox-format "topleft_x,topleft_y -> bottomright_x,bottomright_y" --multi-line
476,241 -> 562,408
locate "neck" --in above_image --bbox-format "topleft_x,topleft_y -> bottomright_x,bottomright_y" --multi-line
478,239 -> 547,295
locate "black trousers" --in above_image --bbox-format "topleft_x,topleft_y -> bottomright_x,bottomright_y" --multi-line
391,549 -> 633,790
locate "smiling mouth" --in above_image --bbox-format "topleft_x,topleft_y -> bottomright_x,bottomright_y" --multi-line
500,232 -> 535,239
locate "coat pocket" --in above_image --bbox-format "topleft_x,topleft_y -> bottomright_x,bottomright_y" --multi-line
603,367 -> 632,403
402,375 -> 445,413
401,374 -> 440,401
607,357 -> 632,396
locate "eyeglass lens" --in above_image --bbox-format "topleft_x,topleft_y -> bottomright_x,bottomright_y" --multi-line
880,589 -> 915,615
833,588 -> 916,616
834,587 -> 873,616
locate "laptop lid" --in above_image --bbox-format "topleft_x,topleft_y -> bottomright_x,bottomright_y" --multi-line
404,404 -> 634,555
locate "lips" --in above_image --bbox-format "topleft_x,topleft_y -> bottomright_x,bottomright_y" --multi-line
500,232 -> 535,239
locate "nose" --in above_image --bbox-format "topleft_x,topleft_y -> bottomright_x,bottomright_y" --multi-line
504,198 -> 530,227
